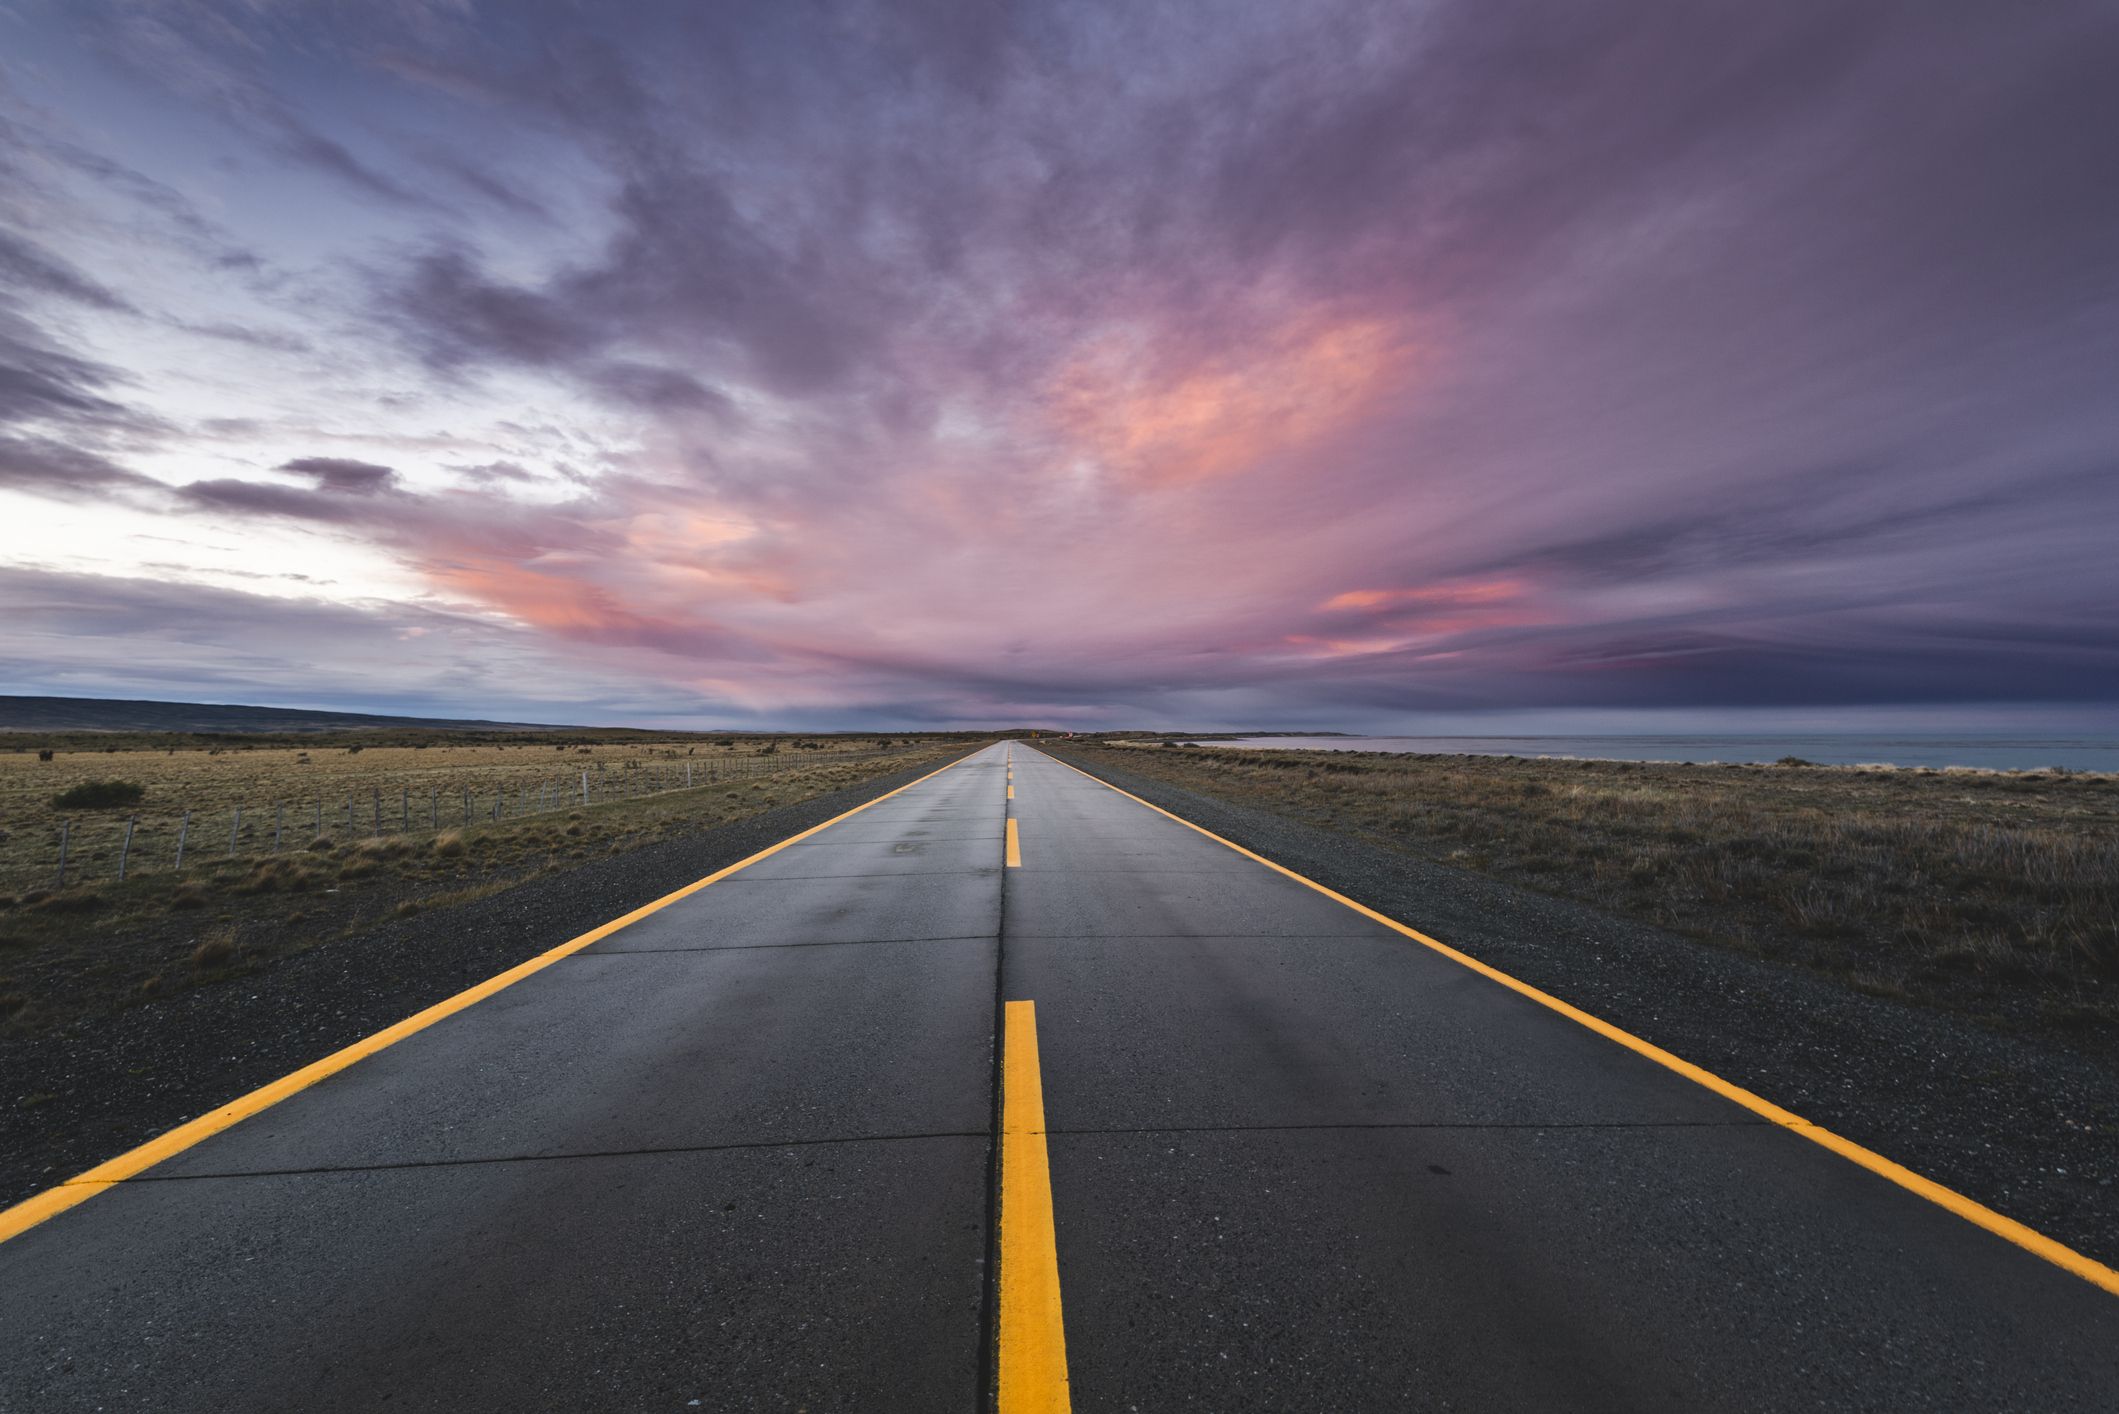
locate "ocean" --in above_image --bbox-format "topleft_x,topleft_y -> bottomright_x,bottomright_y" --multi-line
1210,734 -> 2119,772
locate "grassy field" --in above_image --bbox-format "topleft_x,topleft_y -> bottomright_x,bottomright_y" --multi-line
0,732 -> 982,1034
1064,742 -> 2119,1038
0,731 -> 927,895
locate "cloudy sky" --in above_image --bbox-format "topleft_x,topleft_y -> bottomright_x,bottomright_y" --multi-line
2,1 -> 2115,730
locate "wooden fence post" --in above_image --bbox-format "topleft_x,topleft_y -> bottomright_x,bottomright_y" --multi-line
230,806 -> 241,856
430,787 -> 438,830
175,811 -> 190,873
118,816 -> 137,882
55,820 -> 69,888
581,771 -> 589,807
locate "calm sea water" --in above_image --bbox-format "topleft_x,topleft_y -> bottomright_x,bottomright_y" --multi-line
1212,735 -> 2119,772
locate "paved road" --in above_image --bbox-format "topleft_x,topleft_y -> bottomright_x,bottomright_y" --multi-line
2,742 -> 2114,1411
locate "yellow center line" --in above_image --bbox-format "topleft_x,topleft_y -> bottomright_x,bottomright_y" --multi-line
1008,784 -> 1015,800
1027,746 -> 2119,1300
1005,816 -> 1022,867
999,1000 -> 1072,1413
0,751 -> 981,1248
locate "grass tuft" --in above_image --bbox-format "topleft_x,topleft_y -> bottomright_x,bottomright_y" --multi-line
191,930 -> 235,969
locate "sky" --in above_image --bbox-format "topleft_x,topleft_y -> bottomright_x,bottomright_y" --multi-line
1,0 -> 2115,732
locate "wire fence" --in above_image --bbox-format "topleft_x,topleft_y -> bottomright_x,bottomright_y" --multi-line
8,745 -> 918,893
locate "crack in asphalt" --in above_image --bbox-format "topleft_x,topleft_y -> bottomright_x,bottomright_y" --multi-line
105,1129 -> 995,1184
567,933 -> 996,955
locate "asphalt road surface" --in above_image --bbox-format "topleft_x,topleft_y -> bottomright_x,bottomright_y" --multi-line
2,743 -> 2113,1411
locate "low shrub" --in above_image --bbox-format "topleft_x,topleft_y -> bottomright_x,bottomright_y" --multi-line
33,891 -> 103,914
51,780 -> 145,810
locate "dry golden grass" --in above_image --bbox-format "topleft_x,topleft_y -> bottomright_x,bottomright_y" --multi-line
0,736 -> 979,1032
0,734 -> 906,894
1075,743 -> 2119,1033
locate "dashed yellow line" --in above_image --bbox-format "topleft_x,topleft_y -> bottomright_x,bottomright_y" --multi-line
0,751 -> 981,1248
1006,817 -> 1022,867
999,1000 -> 1072,1413
1029,747 -> 2119,1300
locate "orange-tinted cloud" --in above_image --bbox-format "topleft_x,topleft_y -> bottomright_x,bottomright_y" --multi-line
1046,315 -> 1404,488
1320,578 -> 1529,613
424,555 -> 712,646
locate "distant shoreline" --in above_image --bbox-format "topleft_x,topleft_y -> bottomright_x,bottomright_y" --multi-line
1207,733 -> 2119,774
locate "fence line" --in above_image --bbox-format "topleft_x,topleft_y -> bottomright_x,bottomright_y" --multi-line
10,744 -> 924,891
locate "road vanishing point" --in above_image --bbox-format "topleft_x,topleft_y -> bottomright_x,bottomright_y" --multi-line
2,742 -> 2115,1411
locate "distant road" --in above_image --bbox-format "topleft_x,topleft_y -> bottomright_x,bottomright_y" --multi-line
2,743 -> 2113,1410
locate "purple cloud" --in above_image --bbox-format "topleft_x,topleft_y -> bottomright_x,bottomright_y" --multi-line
0,0 -> 2114,727
278,457 -> 398,495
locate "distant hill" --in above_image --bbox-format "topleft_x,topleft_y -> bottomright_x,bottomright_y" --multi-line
0,696 -> 570,735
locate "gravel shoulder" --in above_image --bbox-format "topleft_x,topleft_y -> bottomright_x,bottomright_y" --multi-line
1045,745 -> 2119,1272
0,748 -> 979,1206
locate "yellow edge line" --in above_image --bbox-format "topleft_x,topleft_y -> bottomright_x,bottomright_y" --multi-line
0,749 -> 979,1248
1005,817 -> 1022,867
1030,747 -> 2119,1299
999,1000 -> 1072,1413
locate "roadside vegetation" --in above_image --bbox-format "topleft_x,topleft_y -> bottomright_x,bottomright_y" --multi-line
1059,742 -> 2119,1042
0,730 -> 954,897
0,732 -> 982,1034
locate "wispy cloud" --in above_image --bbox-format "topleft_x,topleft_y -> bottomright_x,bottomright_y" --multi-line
0,0 -> 2114,726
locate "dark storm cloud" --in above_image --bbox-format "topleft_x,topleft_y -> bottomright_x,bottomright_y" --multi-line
279,456 -> 399,495
0,434 -> 160,497
0,228 -> 136,312
180,478 -> 369,523
0,341 -> 129,428
392,248 -> 591,368
381,170 -> 875,400
0,301 -> 167,464
586,362 -> 734,417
